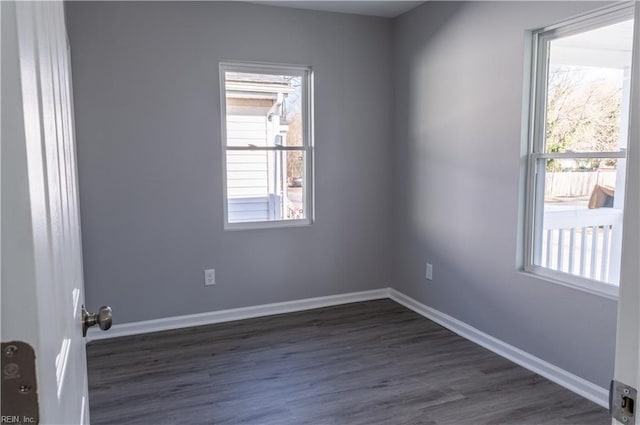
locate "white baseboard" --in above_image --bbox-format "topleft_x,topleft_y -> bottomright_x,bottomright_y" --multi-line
87,286 -> 608,408
388,288 -> 609,408
86,288 -> 391,342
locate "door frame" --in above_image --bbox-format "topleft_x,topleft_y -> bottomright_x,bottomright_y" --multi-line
613,2 -> 640,424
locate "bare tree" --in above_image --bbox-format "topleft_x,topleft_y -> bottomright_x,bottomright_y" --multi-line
545,66 -> 622,170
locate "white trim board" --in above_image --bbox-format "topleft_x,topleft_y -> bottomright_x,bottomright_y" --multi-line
85,288 -> 391,342
86,286 -> 609,408
388,289 -> 609,408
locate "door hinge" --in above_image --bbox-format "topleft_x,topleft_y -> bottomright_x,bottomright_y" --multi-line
1,341 -> 39,424
611,379 -> 637,423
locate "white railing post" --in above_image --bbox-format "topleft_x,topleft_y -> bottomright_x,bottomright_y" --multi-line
542,209 -> 624,284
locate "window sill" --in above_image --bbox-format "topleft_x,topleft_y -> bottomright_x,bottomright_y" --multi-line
520,266 -> 619,300
224,218 -> 312,231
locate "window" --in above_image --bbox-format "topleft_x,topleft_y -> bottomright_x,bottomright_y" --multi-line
524,5 -> 636,296
220,62 -> 313,229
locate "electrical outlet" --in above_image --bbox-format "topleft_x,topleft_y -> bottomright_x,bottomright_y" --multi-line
205,269 -> 216,286
425,263 -> 433,281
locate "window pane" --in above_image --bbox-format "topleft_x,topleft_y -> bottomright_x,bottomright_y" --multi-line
284,150 -> 306,219
225,72 -> 303,147
226,150 -> 307,223
535,157 -> 624,284
221,64 -> 312,228
545,19 -> 634,153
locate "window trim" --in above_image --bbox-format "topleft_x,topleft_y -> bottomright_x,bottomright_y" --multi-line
522,3 -> 636,298
219,61 -> 314,230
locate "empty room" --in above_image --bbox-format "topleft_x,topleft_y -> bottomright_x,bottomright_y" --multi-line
2,1 -> 640,424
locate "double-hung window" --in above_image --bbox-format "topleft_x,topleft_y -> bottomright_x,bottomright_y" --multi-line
220,62 -> 313,229
524,5 -> 636,296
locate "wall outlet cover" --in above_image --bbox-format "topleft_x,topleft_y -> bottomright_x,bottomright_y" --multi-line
205,269 -> 216,286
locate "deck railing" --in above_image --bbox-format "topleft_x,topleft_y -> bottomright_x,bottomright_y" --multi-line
540,208 -> 624,283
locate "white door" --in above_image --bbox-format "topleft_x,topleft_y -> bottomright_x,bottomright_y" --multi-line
613,3 -> 640,425
1,1 -> 102,423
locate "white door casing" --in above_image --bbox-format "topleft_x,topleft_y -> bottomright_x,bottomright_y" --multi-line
1,1 -> 90,423
613,2 -> 640,425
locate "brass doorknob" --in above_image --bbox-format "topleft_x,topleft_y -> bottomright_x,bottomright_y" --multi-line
82,305 -> 112,337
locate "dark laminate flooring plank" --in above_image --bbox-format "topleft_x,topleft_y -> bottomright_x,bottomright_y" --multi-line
87,300 -> 610,425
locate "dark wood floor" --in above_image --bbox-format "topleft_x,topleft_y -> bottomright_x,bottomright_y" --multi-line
86,300 -> 609,425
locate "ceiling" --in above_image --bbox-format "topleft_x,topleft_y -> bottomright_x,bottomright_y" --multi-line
552,19 -> 635,69
246,1 -> 426,18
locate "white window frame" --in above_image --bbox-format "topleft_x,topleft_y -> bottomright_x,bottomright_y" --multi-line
220,61 -> 314,230
523,3 -> 636,299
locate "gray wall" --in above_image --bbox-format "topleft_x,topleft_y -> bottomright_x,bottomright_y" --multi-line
66,1 -> 393,323
391,1 -> 617,387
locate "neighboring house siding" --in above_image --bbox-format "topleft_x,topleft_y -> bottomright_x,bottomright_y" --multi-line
226,115 -> 271,222
227,114 -> 270,147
